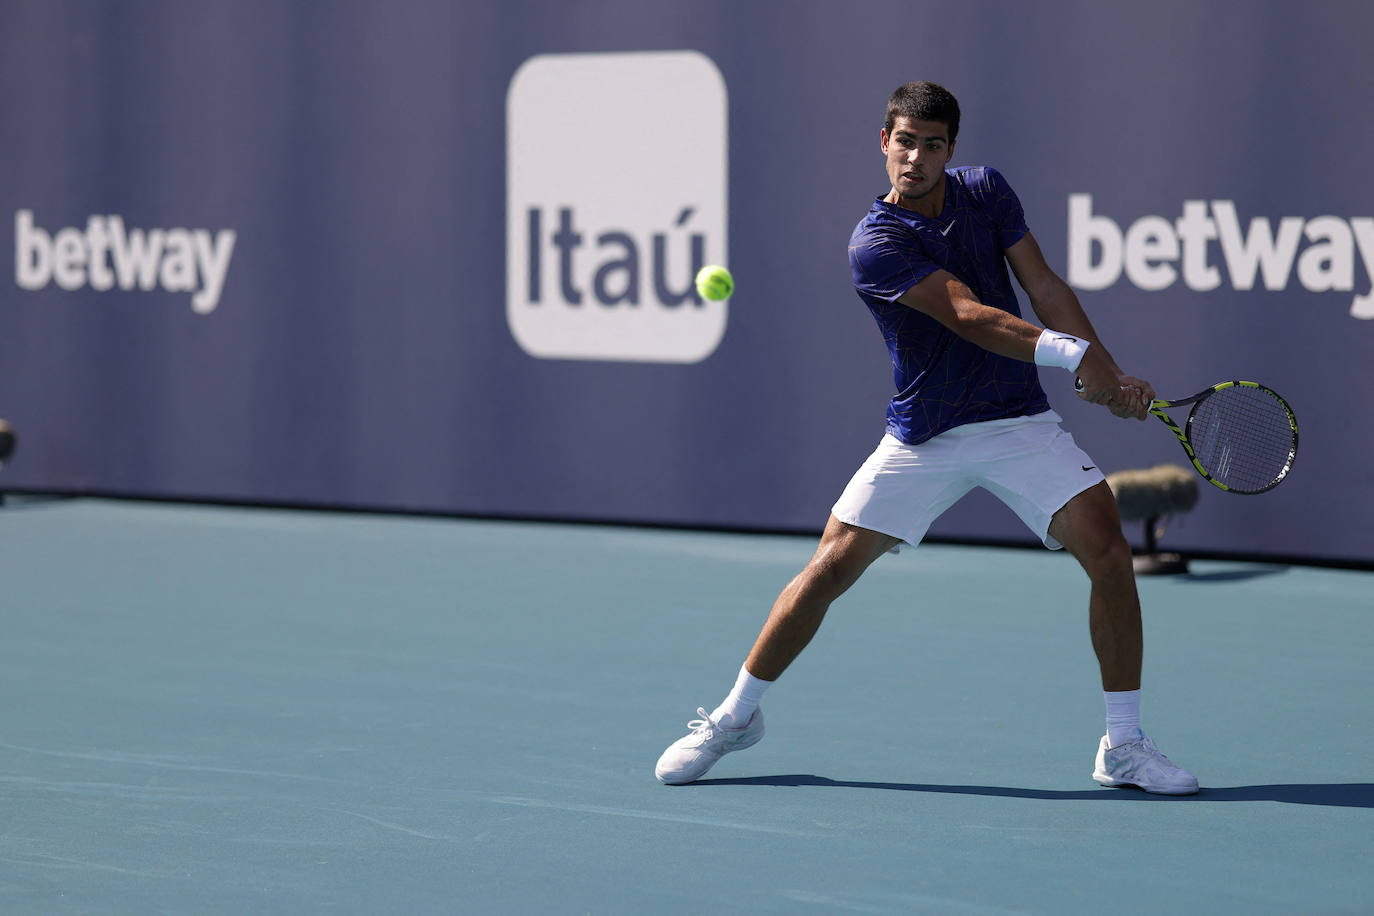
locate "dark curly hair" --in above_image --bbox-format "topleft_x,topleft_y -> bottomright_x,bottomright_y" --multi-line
884,81 -> 960,143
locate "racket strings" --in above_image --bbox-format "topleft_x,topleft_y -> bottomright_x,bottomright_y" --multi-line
1188,387 -> 1296,492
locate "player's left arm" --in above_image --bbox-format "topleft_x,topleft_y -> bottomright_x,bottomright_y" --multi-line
1005,231 -> 1152,418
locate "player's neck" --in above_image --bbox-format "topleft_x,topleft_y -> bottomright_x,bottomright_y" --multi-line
885,175 -> 946,219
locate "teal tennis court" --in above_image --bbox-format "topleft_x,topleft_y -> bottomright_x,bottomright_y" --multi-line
1,498 -> 1369,913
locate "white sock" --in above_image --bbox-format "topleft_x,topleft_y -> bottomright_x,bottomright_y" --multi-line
711,664 -> 772,728
1104,689 -> 1143,747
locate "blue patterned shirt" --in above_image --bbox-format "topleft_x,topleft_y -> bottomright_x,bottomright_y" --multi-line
848,166 -> 1050,444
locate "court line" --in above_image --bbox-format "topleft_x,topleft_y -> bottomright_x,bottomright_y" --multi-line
330,809 -> 458,842
0,852 -> 167,878
0,741 -> 352,785
782,888 -> 1030,916
490,795 -> 821,836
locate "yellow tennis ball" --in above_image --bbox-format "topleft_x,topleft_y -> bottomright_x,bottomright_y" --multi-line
694,264 -> 734,301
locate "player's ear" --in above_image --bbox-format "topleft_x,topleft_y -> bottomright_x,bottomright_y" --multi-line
880,128 -> 890,154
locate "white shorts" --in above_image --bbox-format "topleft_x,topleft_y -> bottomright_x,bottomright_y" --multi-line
831,411 -> 1105,551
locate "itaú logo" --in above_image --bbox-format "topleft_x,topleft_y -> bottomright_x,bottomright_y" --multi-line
1067,194 -> 1374,319
505,51 -> 728,363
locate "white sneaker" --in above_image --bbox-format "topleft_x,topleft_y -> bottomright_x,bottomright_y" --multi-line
1093,734 -> 1199,795
655,707 -> 765,784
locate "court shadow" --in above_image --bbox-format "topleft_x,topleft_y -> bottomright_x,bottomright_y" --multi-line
691,774 -> 1373,808
0,492 -> 75,510
1177,566 -> 1289,583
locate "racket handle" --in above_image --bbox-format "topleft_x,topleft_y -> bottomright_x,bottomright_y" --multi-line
1074,376 -> 1084,392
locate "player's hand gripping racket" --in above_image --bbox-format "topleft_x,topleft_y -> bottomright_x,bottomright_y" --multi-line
1076,378 -> 1299,494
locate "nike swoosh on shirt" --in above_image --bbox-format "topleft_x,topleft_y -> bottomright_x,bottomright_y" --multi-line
939,220 -> 956,236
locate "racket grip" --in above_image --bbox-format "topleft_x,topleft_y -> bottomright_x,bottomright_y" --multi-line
1074,376 -> 1084,392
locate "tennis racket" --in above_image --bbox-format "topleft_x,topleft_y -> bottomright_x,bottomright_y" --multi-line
1075,379 -> 1299,494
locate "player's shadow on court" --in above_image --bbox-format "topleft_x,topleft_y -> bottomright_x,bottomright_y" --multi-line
1176,566 -> 1290,583
692,775 -> 1373,807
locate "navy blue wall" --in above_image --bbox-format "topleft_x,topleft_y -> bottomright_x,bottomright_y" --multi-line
3,1 -> 1371,564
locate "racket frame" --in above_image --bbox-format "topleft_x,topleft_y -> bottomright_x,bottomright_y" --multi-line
1150,380 -> 1298,494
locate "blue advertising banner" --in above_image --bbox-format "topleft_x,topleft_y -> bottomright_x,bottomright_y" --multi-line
2,1 -> 1371,564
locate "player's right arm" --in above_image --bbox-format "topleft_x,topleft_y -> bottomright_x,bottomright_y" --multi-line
896,269 -> 1143,418
896,268 -> 1044,362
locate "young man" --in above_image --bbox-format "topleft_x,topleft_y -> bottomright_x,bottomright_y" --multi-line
654,81 -> 1197,795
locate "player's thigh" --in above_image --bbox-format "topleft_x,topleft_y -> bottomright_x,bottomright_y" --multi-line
1047,481 -> 1130,568
801,515 -> 902,597
975,418 -> 1103,549
832,433 -> 975,548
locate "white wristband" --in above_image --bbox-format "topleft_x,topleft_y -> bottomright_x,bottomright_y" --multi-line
1034,329 -> 1089,371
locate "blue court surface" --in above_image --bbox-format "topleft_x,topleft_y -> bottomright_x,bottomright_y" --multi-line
1,498 -> 1370,914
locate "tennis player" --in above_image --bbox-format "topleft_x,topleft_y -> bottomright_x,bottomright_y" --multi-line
655,81 -> 1198,795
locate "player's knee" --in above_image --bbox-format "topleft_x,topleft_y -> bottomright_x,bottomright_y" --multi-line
797,555 -> 861,603
1080,527 -> 1133,582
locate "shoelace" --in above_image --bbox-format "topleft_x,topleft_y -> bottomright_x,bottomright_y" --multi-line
1126,737 -> 1187,776
686,707 -> 718,734
1141,738 -> 1178,767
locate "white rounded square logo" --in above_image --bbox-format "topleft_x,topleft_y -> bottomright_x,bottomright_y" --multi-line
506,51 -> 729,363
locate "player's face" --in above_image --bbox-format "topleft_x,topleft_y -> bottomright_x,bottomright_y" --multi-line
881,117 -> 955,210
